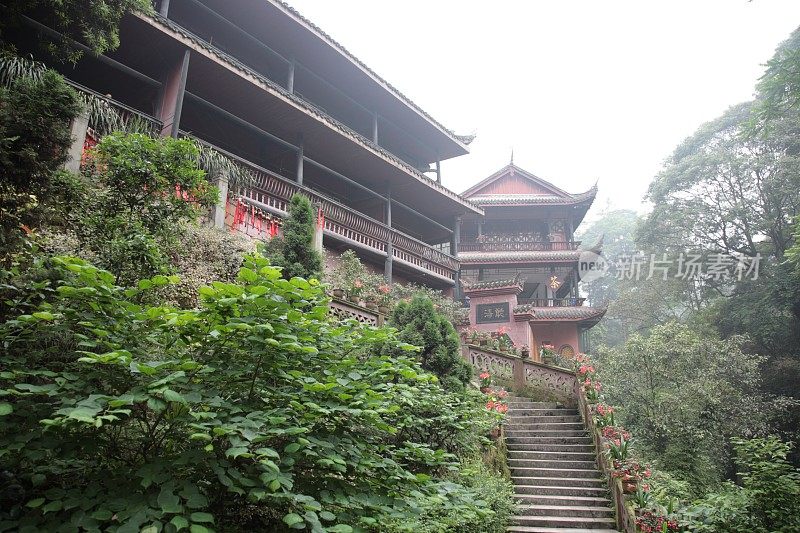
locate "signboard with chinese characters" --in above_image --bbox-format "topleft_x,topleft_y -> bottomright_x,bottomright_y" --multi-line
475,302 -> 510,324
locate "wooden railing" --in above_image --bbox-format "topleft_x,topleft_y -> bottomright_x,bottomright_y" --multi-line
458,240 -> 579,253
517,297 -> 586,307
191,139 -> 458,282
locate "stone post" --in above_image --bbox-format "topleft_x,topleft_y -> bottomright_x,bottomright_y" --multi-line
64,112 -> 90,174
210,173 -> 229,229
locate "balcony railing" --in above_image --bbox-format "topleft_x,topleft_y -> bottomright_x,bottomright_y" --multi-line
517,297 -> 586,307
193,140 -> 458,282
458,239 -> 579,253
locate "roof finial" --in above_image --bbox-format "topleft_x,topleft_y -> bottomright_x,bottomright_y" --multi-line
510,148 -> 514,166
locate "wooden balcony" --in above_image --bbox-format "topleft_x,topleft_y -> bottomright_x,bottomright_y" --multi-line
517,297 -> 587,307
458,238 -> 579,253
204,142 -> 459,284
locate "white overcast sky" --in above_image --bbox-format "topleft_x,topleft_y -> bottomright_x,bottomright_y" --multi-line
287,0 -> 800,219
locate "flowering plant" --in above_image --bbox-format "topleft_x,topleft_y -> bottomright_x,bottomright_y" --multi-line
635,510 -> 678,533
376,284 -> 391,306
349,278 -> 364,298
606,433 -> 630,462
484,387 -> 509,414
583,376 -> 602,402
479,371 -> 491,389
611,460 -> 651,484
594,403 -> 615,428
602,425 -> 631,444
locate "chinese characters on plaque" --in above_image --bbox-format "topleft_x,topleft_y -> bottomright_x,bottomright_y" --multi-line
475,302 -> 510,324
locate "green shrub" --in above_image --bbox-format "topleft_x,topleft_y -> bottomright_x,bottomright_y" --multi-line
78,132 -> 218,285
0,254 -> 507,532
389,295 -> 473,392
680,437 -> 800,532
263,193 -> 322,281
0,69 -> 81,260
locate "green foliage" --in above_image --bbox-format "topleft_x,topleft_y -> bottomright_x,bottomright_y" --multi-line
680,437 -> 800,532
754,26 -> 800,126
389,296 -> 472,392
596,322 -> 772,493
265,193 -> 323,281
0,0 -> 152,62
78,132 -> 218,285
0,68 -> 81,259
0,254 -> 508,532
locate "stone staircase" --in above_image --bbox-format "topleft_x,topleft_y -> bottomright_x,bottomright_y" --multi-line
505,397 -> 619,532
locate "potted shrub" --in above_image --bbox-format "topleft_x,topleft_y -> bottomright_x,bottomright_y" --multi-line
332,288 -> 345,299
520,344 -> 530,358
479,371 -> 491,393
376,284 -> 391,314
348,279 -> 363,304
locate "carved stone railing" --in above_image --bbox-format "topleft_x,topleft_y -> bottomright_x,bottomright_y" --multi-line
516,297 -> 587,307
329,298 -> 384,327
458,240 -> 579,253
192,140 -> 458,283
463,344 -> 577,404
578,386 -> 637,532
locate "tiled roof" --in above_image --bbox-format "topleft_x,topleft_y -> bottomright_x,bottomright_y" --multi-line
463,276 -> 525,293
458,250 -> 582,263
513,305 -> 607,322
273,1 -> 472,148
142,13 -> 483,216
468,188 -> 597,206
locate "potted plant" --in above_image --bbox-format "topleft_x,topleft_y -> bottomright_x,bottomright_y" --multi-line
376,284 -> 391,314
478,332 -> 489,347
520,345 -> 530,358
332,288 -> 345,299
348,279 -> 363,304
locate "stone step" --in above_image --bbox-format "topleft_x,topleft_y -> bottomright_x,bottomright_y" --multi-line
512,476 -> 605,488
509,458 -> 597,470
506,422 -> 586,431
507,401 -> 562,409
508,450 -> 597,461
511,514 -> 618,529
506,526 -> 619,533
507,442 -> 595,453
506,430 -> 589,438
513,484 -> 610,497
511,467 -> 600,479
516,504 -> 614,519
508,408 -> 579,416
507,415 -> 582,424
515,494 -> 612,507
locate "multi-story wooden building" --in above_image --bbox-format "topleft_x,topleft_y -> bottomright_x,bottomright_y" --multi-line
457,164 -> 605,358
9,0 -> 482,290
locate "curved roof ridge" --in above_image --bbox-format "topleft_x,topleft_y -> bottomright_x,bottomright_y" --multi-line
273,0 -> 473,148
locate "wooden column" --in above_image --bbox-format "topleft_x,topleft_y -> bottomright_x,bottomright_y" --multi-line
159,0 -> 170,16
372,112 -> 379,145
451,215 -> 461,298
435,160 -> 441,184
296,134 -> 304,185
384,187 -> 393,283
287,60 -> 295,93
158,49 -> 190,138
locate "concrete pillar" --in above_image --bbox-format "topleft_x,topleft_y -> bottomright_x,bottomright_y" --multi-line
210,173 -> 229,229
64,112 -> 89,173
158,49 -> 190,138
435,159 -> 441,184
372,112 -> 379,145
